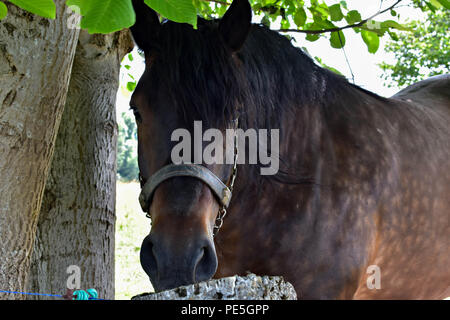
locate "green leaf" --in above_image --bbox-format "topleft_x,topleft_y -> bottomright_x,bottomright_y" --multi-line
145,0 -> 197,29
437,0 -> 450,9
281,18 -> 290,29
66,0 -> 85,13
330,30 -> 345,48
329,4 -> 343,22
293,7 -> 307,27
9,0 -> 55,19
127,81 -> 137,92
345,10 -> 361,24
387,30 -> 399,41
381,20 -> 412,31
361,30 -> 379,54
69,0 -> 135,34
261,15 -> 271,27
306,33 -> 320,42
0,1 -> 7,20
425,1 -> 437,12
429,0 -> 443,8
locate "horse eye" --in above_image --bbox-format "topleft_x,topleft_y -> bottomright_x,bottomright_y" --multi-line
130,106 -> 142,123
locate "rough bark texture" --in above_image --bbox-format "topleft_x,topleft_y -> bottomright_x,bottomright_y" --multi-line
132,274 -> 297,300
0,2 -> 79,298
26,30 -> 133,300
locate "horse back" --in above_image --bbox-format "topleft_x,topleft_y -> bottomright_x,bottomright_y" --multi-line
392,74 -> 450,105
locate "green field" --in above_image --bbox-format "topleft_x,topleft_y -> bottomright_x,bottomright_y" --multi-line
115,181 -> 153,300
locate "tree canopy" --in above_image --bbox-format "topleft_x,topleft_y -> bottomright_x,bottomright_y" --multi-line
2,0 -> 448,54
379,2 -> 449,87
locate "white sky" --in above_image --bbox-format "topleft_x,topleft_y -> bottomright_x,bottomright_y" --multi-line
116,0 -> 426,116
294,0 -> 425,97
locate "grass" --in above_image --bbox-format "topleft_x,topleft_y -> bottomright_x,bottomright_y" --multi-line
115,181 -> 153,300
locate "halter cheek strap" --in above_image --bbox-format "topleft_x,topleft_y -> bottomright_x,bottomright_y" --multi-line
138,164 -> 232,213
139,119 -> 239,236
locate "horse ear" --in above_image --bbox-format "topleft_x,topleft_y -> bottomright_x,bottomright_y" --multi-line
219,0 -> 252,52
130,0 -> 161,52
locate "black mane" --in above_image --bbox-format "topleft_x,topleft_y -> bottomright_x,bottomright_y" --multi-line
145,19 -> 386,131
143,18 -> 389,185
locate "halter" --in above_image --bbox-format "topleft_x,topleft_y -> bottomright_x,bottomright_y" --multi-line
138,122 -> 239,237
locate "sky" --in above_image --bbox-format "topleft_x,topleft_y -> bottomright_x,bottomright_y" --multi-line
116,0 -> 426,116
294,0 -> 425,97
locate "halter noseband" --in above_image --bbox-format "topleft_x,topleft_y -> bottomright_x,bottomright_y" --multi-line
138,124 -> 238,236
138,164 -> 232,212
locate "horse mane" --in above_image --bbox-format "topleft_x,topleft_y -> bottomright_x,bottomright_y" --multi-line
147,19 -> 386,128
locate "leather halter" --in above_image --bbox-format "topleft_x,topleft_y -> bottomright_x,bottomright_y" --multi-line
138,121 -> 239,235
138,164 -> 232,213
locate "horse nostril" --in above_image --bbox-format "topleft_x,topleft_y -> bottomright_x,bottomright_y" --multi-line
140,235 -> 158,282
194,243 -> 218,283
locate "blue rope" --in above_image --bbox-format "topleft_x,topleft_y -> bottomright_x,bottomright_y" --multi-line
73,289 -> 100,300
0,288 -> 104,300
0,290 -> 62,298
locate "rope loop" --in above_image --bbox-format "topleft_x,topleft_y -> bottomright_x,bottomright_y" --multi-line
73,288 -> 99,300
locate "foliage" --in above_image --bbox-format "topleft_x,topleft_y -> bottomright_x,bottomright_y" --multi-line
379,2 -> 450,87
7,0 -> 56,19
0,1 -> 7,20
117,111 -> 139,182
66,0 -> 135,33
145,0 -> 197,28
2,0 -> 447,86
2,0 -> 442,55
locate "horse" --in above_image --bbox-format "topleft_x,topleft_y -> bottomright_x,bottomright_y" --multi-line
128,0 -> 450,299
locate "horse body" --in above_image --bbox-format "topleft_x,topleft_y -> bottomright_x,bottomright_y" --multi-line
214,74 -> 450,299
129,0 -> 450,299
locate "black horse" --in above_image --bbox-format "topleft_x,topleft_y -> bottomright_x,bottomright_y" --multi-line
129,0 -> 450,299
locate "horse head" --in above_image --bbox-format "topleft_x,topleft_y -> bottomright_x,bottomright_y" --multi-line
129,0 -> 252,291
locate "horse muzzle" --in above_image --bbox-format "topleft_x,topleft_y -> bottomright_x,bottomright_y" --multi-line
140,231 -> 218,292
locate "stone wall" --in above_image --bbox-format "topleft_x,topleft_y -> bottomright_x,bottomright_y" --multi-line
132,274 -> 297,300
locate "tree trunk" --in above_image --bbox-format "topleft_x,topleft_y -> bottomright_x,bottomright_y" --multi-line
0,2 -> 79,298
26,30 -> 133,300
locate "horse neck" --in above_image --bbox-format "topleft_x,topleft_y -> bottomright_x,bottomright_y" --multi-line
235,61 -> 388,192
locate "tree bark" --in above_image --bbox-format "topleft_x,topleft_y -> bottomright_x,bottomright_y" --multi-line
26,30 -> 133,300
0,1 -> 79,298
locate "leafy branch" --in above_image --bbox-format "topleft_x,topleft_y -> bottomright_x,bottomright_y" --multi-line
277,0 -> 403,34
1,0 -> 448,56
